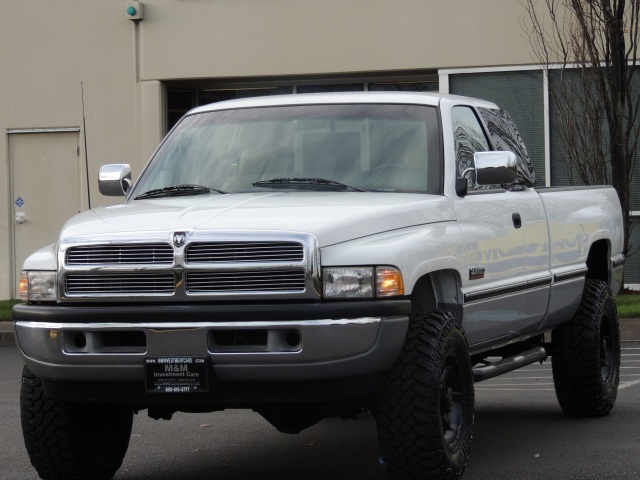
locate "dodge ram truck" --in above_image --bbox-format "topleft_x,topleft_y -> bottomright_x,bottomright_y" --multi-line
14,92 -> 625,480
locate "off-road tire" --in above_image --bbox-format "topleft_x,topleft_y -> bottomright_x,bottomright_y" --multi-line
376,310 -> 474,480
552,279 -> 620,417
20,366 -> 133,480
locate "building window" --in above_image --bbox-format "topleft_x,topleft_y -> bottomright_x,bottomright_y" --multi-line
200,86 -> 294,105
296,83 -> 364,94
165,74 -> 439,132
449,70 -> 545,186
369,81 -> 437,92
167,89 -> 196,132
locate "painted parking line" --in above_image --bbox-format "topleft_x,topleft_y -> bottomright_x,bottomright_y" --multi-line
619,344 -> 640,390
619,378 -> 640,390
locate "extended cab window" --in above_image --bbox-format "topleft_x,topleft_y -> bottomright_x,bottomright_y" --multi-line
451,106 -> 497,190
132,104 -> 442,196
478,107 -> 536,189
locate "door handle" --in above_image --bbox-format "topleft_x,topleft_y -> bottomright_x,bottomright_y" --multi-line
512,213 -> 522,229
15,212 -> 26,225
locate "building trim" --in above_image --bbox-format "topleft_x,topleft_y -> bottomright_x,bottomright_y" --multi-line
439,64 -> 542,76
543,69 -> 551,186
439,61 -> 637,77
438,73 -> 450,94
7,128 -> 81,135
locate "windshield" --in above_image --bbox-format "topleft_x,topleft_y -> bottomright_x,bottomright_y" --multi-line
131,103 -> 441,197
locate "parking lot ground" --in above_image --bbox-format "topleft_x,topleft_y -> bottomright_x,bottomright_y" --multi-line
2,344 -> 640,480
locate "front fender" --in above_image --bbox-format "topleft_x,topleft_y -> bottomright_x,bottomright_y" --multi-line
320,222 -> 465,295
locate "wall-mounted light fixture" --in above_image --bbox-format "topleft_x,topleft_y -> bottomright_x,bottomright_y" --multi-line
126,1 -> 144,21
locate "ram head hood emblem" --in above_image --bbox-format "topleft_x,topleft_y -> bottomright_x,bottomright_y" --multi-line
172,232 -> 187,247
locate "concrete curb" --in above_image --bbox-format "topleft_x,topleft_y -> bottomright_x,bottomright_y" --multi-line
2,318 -> 640,348
0,322 -> 15,347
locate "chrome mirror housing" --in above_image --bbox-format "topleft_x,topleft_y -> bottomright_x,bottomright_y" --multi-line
98,164 -> 132,196
473,151 -> 518,186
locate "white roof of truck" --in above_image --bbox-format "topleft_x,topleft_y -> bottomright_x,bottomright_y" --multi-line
188,91 -> 500,115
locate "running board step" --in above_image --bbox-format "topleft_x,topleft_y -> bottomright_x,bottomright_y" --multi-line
472,346 -> 547,382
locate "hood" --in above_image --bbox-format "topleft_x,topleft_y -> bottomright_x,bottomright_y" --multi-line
60,192 -> 455,247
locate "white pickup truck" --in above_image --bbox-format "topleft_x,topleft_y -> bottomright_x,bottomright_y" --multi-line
15,92 -> 625,480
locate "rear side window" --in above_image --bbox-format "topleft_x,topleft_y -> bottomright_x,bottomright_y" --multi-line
478,107 -> 536,189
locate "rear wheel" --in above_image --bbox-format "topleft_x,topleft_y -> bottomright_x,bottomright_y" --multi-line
20,366 -> 133,480
552,280 -> 620,417
376,310 -> 474,480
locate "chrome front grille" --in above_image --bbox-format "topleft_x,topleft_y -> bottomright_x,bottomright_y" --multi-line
65,273 -> 175,295
66,244 -> 173,265
186,242 -> 304,263
186,269 -> 306,293
60,233 -> 319,301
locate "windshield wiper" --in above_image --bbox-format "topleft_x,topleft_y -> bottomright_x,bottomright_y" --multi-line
252,178 -> 367,192
134,184 -> 228,200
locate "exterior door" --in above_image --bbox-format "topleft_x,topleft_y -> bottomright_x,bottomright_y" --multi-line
454,190 -> 528,347
9,130 -> 81,297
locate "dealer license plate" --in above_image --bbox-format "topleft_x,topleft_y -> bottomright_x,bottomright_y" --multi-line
145,357 -> 209,393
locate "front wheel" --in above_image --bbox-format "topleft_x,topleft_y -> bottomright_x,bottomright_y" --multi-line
552,279 -> 620,417
20,366 -> 133,480
376,310 -> 474,480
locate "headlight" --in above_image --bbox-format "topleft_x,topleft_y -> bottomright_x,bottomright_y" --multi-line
323,266 -> 404,299
323,267 -> 374,299
20,271 -> 57,302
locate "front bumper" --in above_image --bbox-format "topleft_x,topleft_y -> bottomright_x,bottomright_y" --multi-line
13,301 -> 410,384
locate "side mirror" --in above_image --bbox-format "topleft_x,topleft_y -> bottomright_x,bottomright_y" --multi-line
98,164 -> 132,196
473,151 -> 518,185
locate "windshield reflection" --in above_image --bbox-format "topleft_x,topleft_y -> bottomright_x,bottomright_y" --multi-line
131,103 -> 441,197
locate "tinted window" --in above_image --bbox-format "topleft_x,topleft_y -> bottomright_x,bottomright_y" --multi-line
478,107 -> 536,188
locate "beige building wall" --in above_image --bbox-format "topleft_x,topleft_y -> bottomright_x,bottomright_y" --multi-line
139,0 -> 532,80
0,0 -> 536,299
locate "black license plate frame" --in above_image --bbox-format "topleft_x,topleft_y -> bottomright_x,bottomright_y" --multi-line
145,357 -> 209,393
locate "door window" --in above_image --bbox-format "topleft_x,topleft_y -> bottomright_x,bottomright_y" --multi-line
451,106 -> 493,190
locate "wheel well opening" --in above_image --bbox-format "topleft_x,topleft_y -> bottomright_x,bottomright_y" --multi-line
586,240 -> 609,283
410,271 -> 462,319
